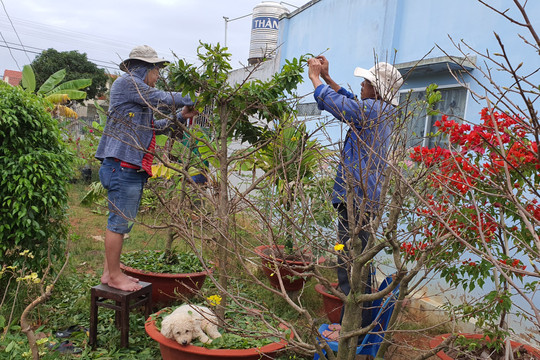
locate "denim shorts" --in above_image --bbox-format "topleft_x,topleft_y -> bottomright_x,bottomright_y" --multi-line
99,158 -> 149,234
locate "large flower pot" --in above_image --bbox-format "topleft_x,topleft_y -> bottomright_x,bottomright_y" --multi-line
314,282 -> 343,324
429,333 -> 540,360
254,245 -> 323,292
145,311 -> 292,360
120,264 -> 210,306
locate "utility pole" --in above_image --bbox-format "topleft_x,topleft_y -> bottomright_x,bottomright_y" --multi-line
223,13 -> 252,47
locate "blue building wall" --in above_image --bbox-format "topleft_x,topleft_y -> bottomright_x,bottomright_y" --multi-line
278,0 -> 539,126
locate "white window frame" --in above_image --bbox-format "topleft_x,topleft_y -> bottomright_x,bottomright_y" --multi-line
398,83 -> 470,148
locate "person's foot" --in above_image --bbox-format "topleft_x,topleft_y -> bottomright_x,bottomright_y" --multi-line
106,273 -> 143,291
322,324 -> 341,341
101,272 -> 139,285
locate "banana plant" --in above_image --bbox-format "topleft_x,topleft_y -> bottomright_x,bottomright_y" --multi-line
21,65 -> 92,119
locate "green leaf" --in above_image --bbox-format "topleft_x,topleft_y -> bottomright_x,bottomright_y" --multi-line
38,68 -> 66,94
47,78 -> 92,95
155,135 -> 169,147
5,340 -> 15,352
21,65 -> 36,92
93,100 -> 107,126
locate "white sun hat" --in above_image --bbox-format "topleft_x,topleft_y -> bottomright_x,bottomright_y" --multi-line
353,62 -> 404,106
119,45 -> 169,72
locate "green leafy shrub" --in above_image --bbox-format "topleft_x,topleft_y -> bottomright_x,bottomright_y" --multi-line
0,81 -> 71,272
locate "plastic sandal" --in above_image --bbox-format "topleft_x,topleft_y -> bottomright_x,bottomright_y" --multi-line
48,340 -> 83,354
55,325 -> 88,338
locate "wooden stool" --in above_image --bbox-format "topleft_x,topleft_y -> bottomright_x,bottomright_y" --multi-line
89,281 -> 152,348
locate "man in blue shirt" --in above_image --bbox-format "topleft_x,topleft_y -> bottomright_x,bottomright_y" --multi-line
308,56 -> 402,330
96,45 -> 198,291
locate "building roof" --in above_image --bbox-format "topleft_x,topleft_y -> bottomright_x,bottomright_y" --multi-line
3,69 -> 22,86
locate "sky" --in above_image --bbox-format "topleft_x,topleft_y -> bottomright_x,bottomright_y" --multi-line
0,0 -> 308,75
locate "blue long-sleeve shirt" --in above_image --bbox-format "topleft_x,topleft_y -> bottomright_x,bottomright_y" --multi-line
95,67 -> 194,166
313,84 -> 397,210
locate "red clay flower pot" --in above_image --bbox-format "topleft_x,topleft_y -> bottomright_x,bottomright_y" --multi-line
429,333 -> 540,360
120,264 -> 210,306
314,282 -> 343,324
254,245 -> 324,292
145,311 -> 292,360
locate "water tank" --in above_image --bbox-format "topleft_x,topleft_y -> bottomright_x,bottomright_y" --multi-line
248,1 -> 289,65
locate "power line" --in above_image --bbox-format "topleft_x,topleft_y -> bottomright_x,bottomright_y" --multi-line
0,14 -> 197,64
2,40 -> 119,69
0,30 -> 19,70
0,0 -> 30,63
0,43 -> 119,71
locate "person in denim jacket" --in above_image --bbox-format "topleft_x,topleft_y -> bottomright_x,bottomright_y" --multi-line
308,56 -> 402,331
95,45 -> 198,291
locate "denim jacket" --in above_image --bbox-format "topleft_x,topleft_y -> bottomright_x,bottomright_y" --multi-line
314,84 -> 397,211
95,67 -> 194,167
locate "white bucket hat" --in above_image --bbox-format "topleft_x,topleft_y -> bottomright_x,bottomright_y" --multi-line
119,45 -> 169,72
353,62 -> 403,106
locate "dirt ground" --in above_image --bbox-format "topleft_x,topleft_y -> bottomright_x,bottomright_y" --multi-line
384,332 -> 439,360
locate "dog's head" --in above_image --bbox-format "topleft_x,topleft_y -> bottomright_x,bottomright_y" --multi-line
161,314 -> 199,346
172,318 -> 197,345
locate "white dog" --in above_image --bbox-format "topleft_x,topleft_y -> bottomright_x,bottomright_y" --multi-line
161,304 -> 222,345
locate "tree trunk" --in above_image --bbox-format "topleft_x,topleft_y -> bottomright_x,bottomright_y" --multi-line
215,103 -> 230,322
21,286 -> 53,360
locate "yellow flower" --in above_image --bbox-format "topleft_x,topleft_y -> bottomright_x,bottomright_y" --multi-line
207,295 -> 222,306
17,272 -> 40,283
19,249 -> 34,258
128,112 -> 135,118
291,136 -> 298,141
334,243 -> 345,251
36,338 -> 49,345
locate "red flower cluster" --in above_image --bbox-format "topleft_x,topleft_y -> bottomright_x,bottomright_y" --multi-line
462,258 -> 476,267
410,109 -> 539,193
400,241 -> 428,257
406,108 -> 538,267
491,141 -> 539,172
499,258 -> 527,271
525,200 -> 540,222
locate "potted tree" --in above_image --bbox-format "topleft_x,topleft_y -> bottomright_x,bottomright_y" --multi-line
429,333 -> 540,360
245,118 -> 328,292
163,41 -> 310,318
